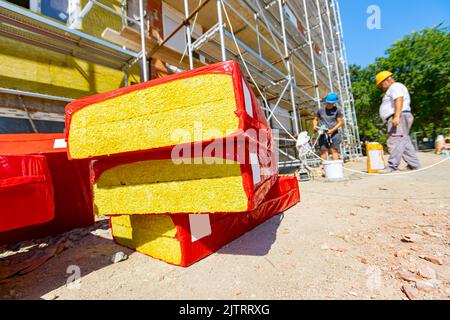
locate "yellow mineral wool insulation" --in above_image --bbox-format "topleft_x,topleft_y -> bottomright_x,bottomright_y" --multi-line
111,215 -> 181,265
68,73 -> 239,159
94,159 -> 249,215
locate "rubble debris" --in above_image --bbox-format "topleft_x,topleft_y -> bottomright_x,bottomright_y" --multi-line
395,249 -> 410,258
55,240 -> 68,255
0,238 -> 74,280
420,256 -> 445,266
356,256 -> 369,264
415,280 -> 435,292
401,285 -> 418,300
418,266 -> 436,280
418,224 -> 433,227
401,234 -> 422,243
111,252 -> 128,264
422,230 -> 443,238
396,270 -> 419,282
329,246 -> 347,253
0,221 -> 107,282
407,266 -> 418,274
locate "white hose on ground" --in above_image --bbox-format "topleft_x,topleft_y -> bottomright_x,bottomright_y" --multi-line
304,146 -> 450,176
342,156 -> 450,176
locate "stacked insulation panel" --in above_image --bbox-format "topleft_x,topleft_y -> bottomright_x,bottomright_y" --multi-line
65,61 -> 300,266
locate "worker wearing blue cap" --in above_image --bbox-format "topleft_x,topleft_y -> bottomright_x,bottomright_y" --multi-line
313,92 -> 344,160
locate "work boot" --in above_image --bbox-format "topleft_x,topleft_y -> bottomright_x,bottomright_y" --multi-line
399,165 -> 419,172
379,167 -> 397,174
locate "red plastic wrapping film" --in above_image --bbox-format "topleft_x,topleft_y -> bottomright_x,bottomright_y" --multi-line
0,133 -> 67,155
111,176 -> 300,267
65,60 -> 273,161
0,155 -> 54,232
0,134 -> 94,244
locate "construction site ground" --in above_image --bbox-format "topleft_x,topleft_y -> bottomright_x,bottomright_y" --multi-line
1,152 -> 449,300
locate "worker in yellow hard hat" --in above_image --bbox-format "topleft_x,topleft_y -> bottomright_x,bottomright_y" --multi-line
376,71 -> 421,173
375,71 -> 393,87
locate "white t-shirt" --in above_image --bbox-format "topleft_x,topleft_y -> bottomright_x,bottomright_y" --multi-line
379,82 -> 411,122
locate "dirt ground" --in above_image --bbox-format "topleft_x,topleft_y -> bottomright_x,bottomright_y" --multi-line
1,152 -> 449,300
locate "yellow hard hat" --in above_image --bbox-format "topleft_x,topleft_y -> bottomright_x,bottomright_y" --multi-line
375,71 -> 393,85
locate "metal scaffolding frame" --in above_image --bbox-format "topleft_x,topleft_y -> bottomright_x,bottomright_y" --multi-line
333,0 -> 362,156
303,0 -> 361,158
0,0 -> 361,165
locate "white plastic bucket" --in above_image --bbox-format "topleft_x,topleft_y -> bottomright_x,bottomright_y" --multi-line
323,160 -> 344,180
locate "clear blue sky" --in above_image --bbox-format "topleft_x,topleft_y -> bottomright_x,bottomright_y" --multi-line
340,0 -> 450,66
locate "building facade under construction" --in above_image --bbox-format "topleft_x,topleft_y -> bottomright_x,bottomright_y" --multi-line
0,0 -> 362,167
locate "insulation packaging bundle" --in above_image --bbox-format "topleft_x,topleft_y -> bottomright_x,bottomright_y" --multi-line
91,146 -> 277,216
65,60 -> 271,160
110,176 -> 300,267
0,155 -> 54,232
0,134 -> 94,244
64,61 -> 299,266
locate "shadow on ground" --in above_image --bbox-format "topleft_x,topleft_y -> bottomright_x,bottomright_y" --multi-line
0,222 -> 132,300
1,213 -> 284,299
217,214 -> 283,257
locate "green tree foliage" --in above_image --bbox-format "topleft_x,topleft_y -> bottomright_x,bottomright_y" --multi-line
351,26 -> 450,143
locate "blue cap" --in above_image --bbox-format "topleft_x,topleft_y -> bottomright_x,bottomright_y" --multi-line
325,92 -> 339,104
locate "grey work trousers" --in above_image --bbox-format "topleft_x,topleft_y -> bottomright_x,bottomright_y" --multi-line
386,112 -> 421,170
